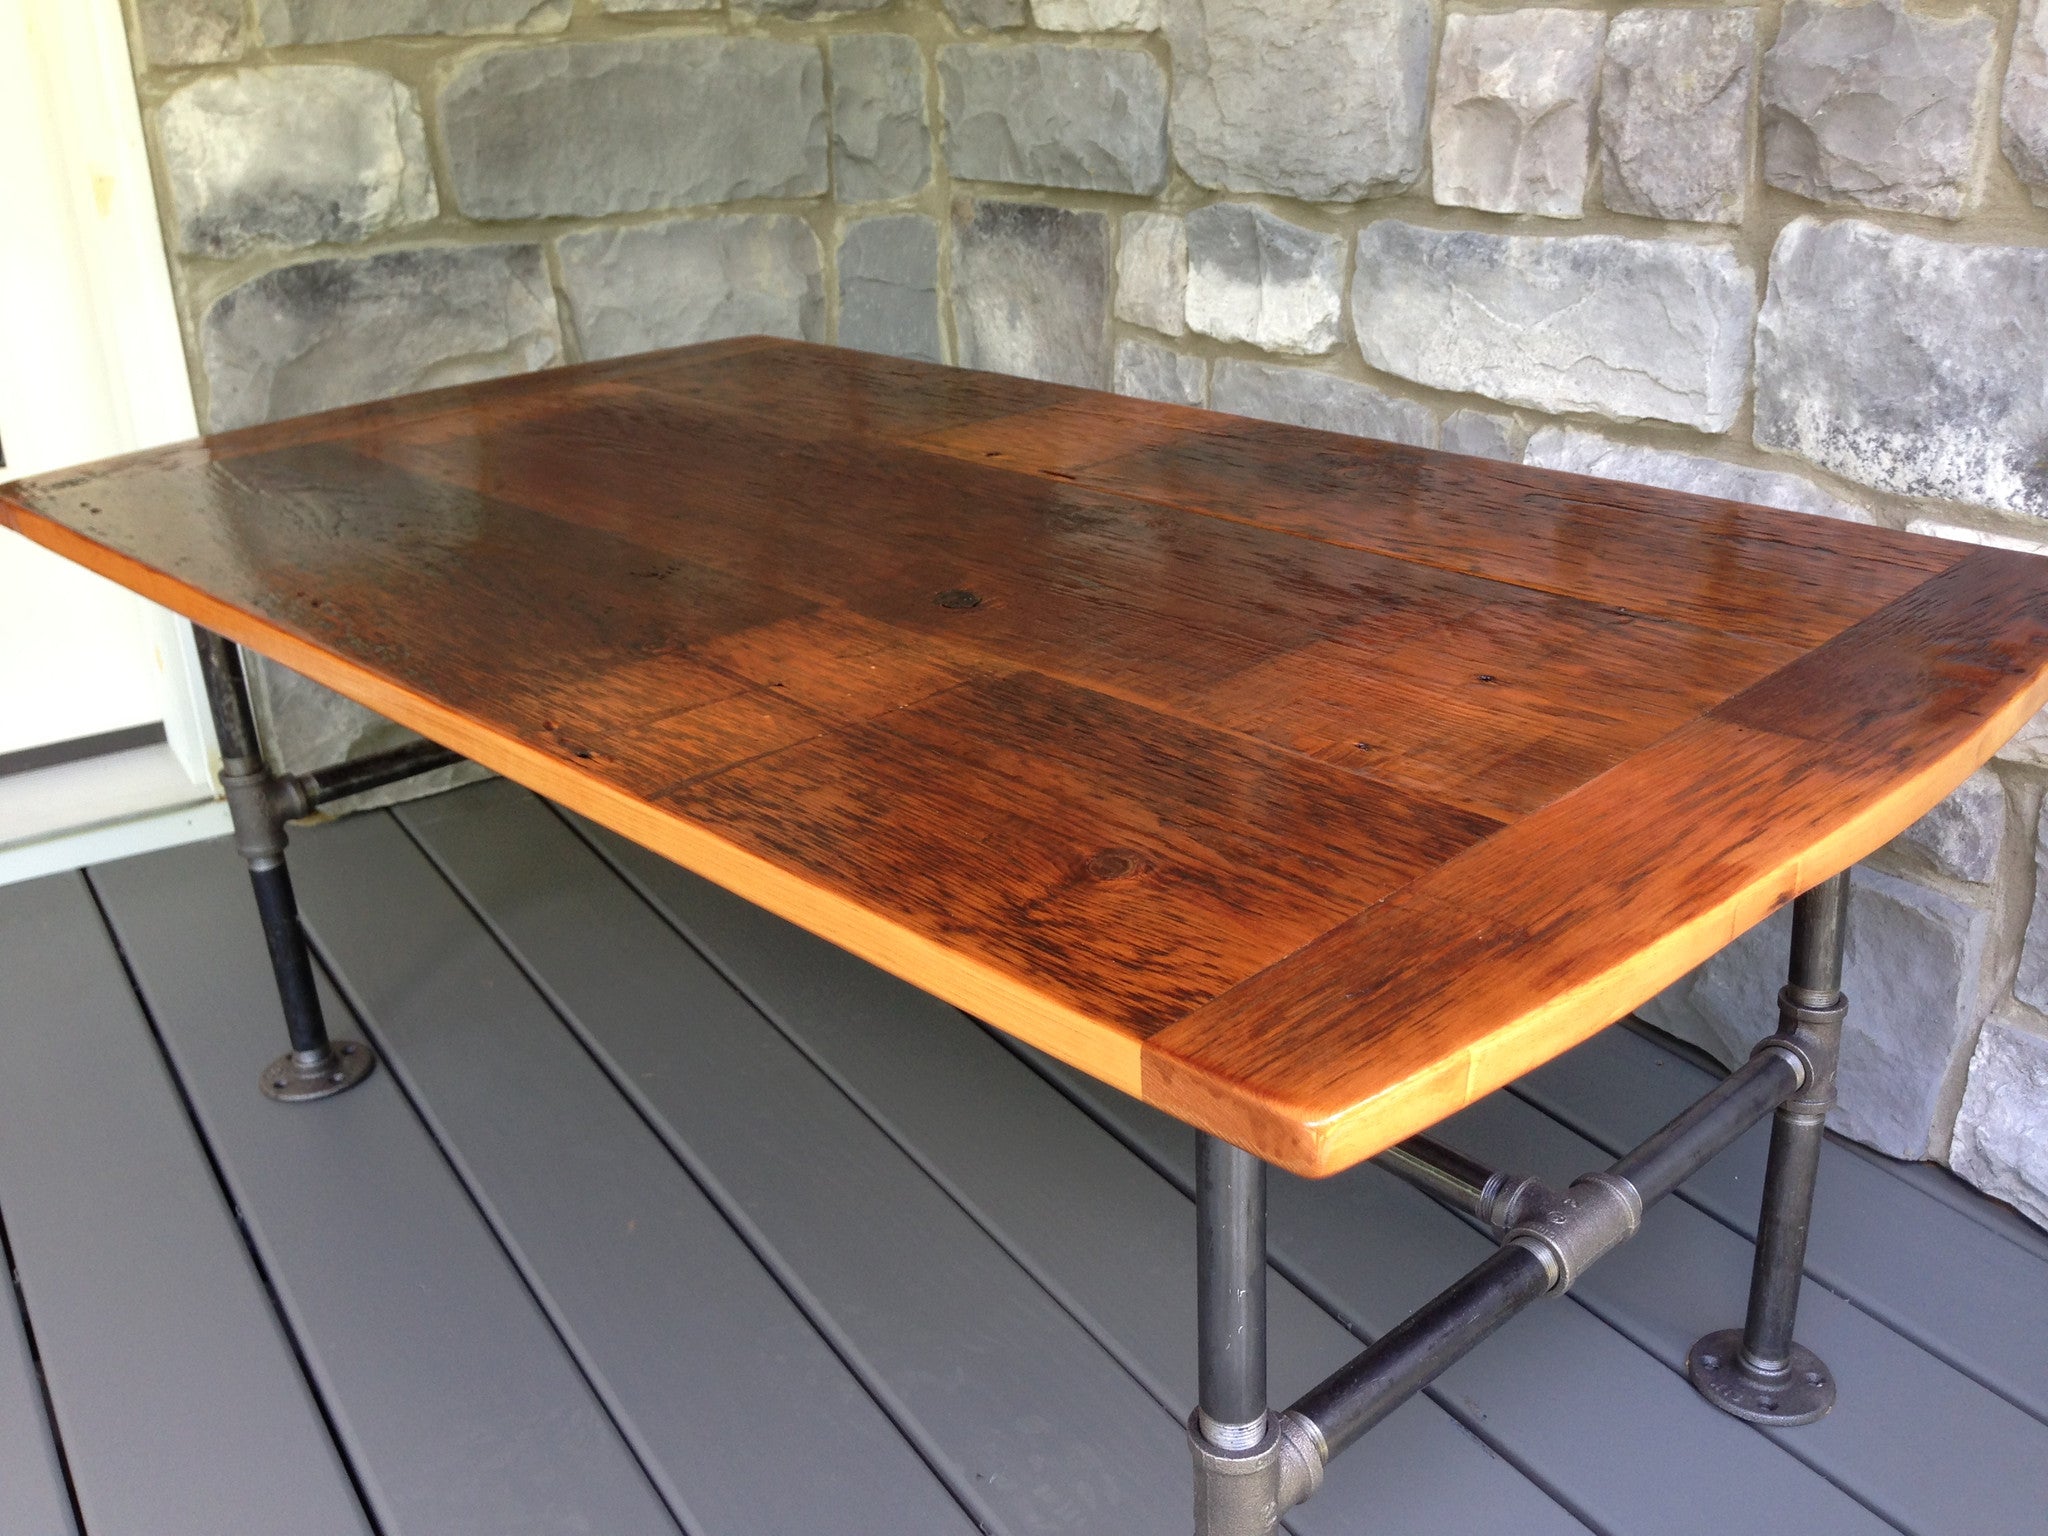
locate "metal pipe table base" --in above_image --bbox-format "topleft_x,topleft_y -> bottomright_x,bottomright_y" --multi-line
1188,873 -> 1851,1536
193,628 -> 460,1103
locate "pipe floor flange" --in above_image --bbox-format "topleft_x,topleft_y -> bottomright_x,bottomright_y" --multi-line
260,1038 -> 377,1103
1687,1328 -> 1835,1426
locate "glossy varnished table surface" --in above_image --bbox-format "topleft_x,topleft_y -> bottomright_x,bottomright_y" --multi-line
9,338 -> 2048,1176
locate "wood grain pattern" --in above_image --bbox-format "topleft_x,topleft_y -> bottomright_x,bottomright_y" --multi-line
4,339 -> 2044,1175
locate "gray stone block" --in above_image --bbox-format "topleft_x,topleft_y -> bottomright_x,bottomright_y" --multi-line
1890,769 -> 2005,885
257,0 -> 569,44
158,67 -> 437,259
1115,212 -> 1186,336
1664,866 -> 1990,1160
951,199 -> 1110,387
943,0 -> 1027,29
2004,0 -> 2048,207
1032,0 -> 1159,30
1184,203 -> 1343,357
199,244 -> 562,433
2013,812 -> 2048,1015
938,43 -> 1168,195
137,0 -> 247,65
1211,359 -> 1436,448
838,215 -> 943,363
442,38 -> 826,220
1522,426 -> 1871,522
1352,220 -> 1754,433
1753,218 -> 2048,519
1761,0 -> 1996,220
1440,409 -> 1523,462
1113,339 -> 1205,406
1431,8 -> 1605,218
1949,1016 -> 2048,1229
1164,0 -> 1432,202
557,216 -> 824,363
830,35 -> 931,204
1599,7 -> 1756,225
735,0 -> 889,17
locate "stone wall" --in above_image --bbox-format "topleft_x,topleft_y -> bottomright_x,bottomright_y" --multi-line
127,0 -> 2048,1224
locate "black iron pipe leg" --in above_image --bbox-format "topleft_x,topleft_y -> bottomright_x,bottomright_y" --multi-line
194,629 -> 375,1103
1689,871 -> 1848,1426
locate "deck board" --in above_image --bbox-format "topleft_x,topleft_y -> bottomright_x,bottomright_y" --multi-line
87,839 -> 683,1536
0,875 -> 369,1536
285,810 -> 973,1536
397,783 -> 1200,1536
1514,1025 -> 2048,1424
564,796 -> 1589,1536
1021,1048 -> 1891,1536
1,791 -> 2042,1534
0,1208 -> 75,1536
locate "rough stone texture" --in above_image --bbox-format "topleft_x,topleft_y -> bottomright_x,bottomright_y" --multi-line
1599,7 -> 1757,224
600,0 -> 719,9
838,215 -> 943,363
558,216 -> 823,362
1643,866 -> 1991,1161
1522,426 -> 1871,522
1440,409 -> 1523,462
1212,359 -> 1436,447
1114,338 -> 1206,406
2004,0 -> 2048,207
734,0 -> 889,18
938,44 -> 1169,195
951,199 -> 1110,388
1949,1017 -> 2048,1228
199,244 -> 562,433
1183,203 -> 1343,356
1353,221 -> 1754,433
157,68 -> 437,260
257,0 -> 569,44
1890,769 -> 2005,885
137,0 -> 247,65
943,0 -> 1027,28
1164,0 -> 1433,202
1753,218 -> 2048,520
442,38 -> 826,220
1033,0 -> 1159,29
1431,9 -> 1606,219
246,658 -> 491,815
1761,0 -> 1997,220
829,36 -> 931,205
2012,814 -> 2048,1015
1115,212 -> 1186,336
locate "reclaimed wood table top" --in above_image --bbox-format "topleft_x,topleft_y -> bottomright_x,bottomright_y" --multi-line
8,338 -> 2048,1176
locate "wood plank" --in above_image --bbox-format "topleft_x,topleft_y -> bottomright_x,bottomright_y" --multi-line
9,339 -> 2047,1178
395,782 -> 1201,1536
88,839 -> 683,1536
1430,1086 -> 2048,1535
911,393 -> 1959,648
1514,1025 -> 2048,1426
577,805 -> 1913,1536
284,810 -> 975,1536
0,1210 -> 76,1536
0,875 -> 369,1536
1016,1044 -> 1894,1536
1145,658 -> 2048,1175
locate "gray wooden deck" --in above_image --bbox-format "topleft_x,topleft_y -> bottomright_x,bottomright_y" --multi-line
2,777 -> 2045,1536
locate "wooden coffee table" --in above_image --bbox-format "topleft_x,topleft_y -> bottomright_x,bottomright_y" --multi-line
8,340 -> 2045,1533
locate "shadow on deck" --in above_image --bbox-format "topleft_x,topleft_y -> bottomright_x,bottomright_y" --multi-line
2,778 -> 2045,1536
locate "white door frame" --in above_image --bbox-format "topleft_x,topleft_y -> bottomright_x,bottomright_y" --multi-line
0,0 -> 228,884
